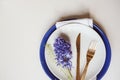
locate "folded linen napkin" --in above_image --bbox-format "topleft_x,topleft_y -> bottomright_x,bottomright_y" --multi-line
56,18 -> 93,29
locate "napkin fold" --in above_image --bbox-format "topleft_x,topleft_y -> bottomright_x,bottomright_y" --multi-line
56,18 -> 93,29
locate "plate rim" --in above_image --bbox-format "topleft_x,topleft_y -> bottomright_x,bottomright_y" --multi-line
40,23 -> 111,80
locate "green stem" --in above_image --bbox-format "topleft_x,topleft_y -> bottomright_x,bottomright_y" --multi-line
46,44 -> 73,80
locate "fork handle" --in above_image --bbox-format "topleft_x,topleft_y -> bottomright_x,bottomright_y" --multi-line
80,62 -> 89,80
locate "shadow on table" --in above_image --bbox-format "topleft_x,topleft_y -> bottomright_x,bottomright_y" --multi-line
57,12 -> 107,36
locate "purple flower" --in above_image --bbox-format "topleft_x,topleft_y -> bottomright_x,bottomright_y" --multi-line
53,37 -> 72,70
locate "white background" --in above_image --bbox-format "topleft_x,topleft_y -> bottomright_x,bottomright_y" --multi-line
0,0 -> 120,80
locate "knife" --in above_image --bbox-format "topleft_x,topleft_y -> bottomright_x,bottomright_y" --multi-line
76,33 -> 81,80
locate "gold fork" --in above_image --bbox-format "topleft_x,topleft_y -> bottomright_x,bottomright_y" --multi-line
80,40 -> 97,80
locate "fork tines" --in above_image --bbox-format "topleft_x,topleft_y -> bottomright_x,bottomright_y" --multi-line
87,40 -> 97,62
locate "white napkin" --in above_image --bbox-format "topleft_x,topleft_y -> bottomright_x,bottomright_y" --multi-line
56,18 -> 93,29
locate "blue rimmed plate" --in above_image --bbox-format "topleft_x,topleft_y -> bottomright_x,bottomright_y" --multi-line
40,23 -> 111,80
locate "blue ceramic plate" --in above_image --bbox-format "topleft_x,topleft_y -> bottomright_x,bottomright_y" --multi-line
40,22 -> 111,80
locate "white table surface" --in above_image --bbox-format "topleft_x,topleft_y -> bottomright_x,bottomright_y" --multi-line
0,0 -> 120,80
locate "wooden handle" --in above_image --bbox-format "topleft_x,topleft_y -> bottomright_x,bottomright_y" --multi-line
80,62 -> 89,80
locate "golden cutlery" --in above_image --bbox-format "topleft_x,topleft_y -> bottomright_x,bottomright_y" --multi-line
81,40 -> 97,80
76,33 -> 81,80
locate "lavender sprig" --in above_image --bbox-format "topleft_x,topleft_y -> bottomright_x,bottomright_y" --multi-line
53,37 -> 72,70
